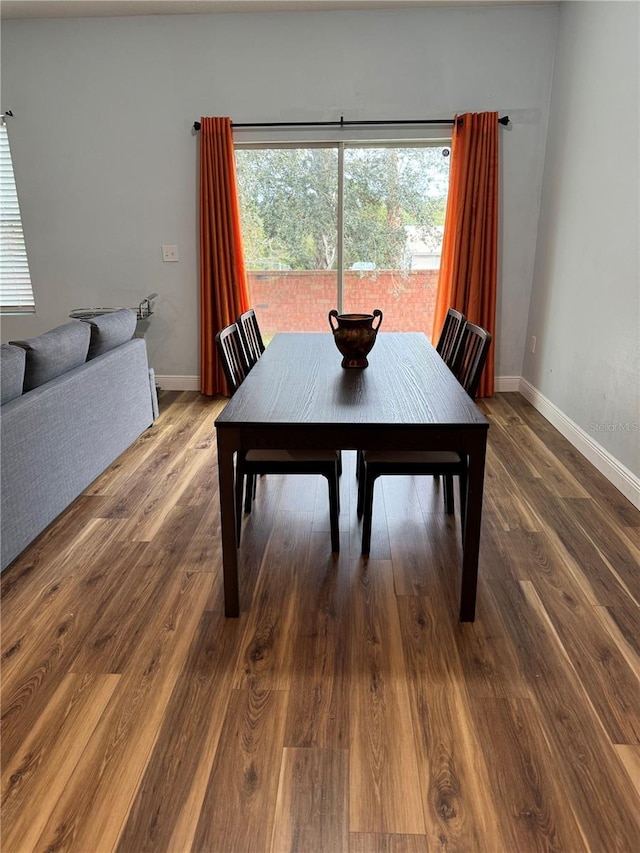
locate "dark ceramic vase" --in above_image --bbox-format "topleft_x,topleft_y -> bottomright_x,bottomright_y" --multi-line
328,309 -> 383,368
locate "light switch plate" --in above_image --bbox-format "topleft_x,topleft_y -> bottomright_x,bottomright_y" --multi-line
162,245 -> 179,262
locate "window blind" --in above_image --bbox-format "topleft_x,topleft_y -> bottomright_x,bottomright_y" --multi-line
1,120 -> 35,313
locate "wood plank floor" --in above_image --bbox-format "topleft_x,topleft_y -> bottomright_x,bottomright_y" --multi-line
2,390 -> 639,852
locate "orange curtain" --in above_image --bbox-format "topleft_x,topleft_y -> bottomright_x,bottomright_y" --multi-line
432,111 -> 498,397
199,117 -> 250,396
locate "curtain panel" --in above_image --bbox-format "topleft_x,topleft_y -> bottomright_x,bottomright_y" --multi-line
199,117 -> 250,396
433,111 -> 498,398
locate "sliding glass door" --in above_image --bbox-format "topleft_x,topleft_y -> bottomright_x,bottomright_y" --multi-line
235,140 -> 449,340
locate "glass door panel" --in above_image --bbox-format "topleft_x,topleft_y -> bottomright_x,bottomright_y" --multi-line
236,146 -> 338,338
342,145 -> 449,336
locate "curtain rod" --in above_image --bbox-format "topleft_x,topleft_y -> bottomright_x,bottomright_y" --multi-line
192,115 -> 509,131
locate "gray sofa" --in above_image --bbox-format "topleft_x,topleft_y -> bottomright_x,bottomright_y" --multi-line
1,309 -> 158,571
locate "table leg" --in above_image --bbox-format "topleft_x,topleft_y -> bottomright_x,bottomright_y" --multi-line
217,430 -> 240,617
459,439 -> 487,622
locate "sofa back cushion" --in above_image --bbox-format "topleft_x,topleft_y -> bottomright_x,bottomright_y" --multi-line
83,309 -> 137,359
0,344 -> 27,404
11,321 -> 91,391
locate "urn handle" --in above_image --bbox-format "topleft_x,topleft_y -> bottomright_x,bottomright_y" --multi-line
372,309 -> 383,332
328,309 -> 339,333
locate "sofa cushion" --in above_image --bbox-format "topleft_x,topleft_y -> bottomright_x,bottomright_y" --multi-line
11,321 -> 91,391
83,309 -> 137,359
0,344 -> 27,404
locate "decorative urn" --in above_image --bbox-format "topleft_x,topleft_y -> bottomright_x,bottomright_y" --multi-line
328,309 -> 383,368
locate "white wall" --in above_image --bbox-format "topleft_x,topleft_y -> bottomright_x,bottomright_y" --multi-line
1,4 -> 558,381
523,1 -> 639,477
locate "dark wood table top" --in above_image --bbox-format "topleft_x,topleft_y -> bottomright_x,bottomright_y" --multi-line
215,332 -> 489,432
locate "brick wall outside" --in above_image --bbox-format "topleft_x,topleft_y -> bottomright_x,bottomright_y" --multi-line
247,269 -> 439,338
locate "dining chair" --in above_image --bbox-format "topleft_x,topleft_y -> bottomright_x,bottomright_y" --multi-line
355,307 -> 465,484
357,322 -> 492,556
215,323 -> 250,394
215,322 -> 341,552
355,307 -> 467,485
436,307 -> 466,368
237,308 -> 265,369
450,321 -> 493,400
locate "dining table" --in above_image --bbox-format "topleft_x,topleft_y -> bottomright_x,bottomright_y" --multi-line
215,331 -> 489,621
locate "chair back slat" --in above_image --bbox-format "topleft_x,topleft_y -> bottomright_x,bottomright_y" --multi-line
238,309 -> 265,368
215,323 -> 249,395
436,308 -> 466,367
451,322 -> 492,398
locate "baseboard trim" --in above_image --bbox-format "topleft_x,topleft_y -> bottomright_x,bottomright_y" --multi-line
155,375 -> 200,392
494,375 -> 521,392
519,378 -> 640,510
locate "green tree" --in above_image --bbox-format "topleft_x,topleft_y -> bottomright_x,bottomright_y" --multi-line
235,145 -> 450,271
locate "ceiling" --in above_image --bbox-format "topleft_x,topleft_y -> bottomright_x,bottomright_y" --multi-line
0,0 -> 555,21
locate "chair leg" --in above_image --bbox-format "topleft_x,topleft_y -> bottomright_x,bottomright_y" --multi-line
361,472 -> 376,556
244,474 -> 254,514
356,458 -> 366,518
327,469 -> 340,553
355,449 -> 364,482
444,474 -> 455,514
459,466 -> 468,539
337,450 -> 343,477
235,468 -> 244,546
